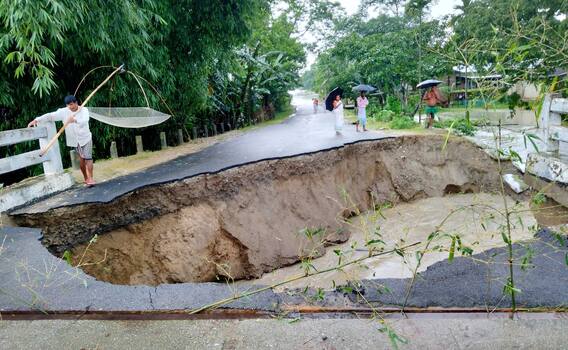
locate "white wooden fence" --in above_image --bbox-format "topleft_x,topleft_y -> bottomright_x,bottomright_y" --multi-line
540,93 -> 568,154
0,121 -> 63,176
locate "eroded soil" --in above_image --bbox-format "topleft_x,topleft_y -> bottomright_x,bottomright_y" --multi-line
42,135 -> 507,285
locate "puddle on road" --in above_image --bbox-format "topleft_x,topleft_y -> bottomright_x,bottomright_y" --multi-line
246,193 -> 538,291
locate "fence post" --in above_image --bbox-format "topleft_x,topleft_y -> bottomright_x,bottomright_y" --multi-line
177,129 -> 184,144
192,127 -> 198,140
39,121 -> 63,175
110,141 -> 118,159
160,132 -> 167,149
136,135 -> 144,154
541,93 -> 561,152
213,124 -> 218,136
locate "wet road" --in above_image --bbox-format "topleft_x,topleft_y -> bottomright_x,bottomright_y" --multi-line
12,90 -> 387,214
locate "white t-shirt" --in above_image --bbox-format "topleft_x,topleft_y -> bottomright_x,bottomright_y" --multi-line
36,107 -> 92,147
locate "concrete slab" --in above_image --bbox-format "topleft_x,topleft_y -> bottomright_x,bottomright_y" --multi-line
503,173 -> 529,193
465,125 -> 546,173
2,318 -> 568,350
0,172 -> 74,213
526,152 -> 568,184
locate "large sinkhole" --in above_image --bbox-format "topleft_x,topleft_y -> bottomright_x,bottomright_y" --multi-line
13,135 -> 517,286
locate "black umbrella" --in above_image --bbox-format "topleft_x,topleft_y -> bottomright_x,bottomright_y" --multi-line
417,79 -> 442,89
325,87 -> 343,111
352,84 -> 377,92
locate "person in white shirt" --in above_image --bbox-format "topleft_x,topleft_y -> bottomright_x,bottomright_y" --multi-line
332,94 -> 344,135
28,95 -> 95,186
356,91 -> 369,132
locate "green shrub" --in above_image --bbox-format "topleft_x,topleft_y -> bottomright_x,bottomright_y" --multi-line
389,115 -> 416,129
366,104 -> 382,118
376,110 -> 395,122
385,96 -> 402,114
433,117 -> 476,136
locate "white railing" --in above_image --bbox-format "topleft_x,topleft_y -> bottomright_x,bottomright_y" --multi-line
0,122 -> 63,176
540,94 -> 568,154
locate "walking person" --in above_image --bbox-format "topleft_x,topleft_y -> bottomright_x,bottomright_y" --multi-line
423,86 -> 445,128
313,98 -> 319,113
28,95 -> 96,187
333,94 -> 344,135
356,91 -> 369,132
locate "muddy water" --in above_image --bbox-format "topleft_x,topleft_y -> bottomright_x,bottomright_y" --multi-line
246,193 -> 537,291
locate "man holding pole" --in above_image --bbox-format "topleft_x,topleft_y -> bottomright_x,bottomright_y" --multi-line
28,95 -> 95,186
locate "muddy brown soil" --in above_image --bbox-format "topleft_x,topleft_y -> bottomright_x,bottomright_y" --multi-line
12,135 -> 502,285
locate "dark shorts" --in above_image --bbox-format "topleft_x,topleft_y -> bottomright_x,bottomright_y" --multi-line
425,106 -> 438,116
76,140 -> 93,160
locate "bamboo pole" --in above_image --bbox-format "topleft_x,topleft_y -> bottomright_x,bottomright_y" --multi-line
39,64 -> 125,157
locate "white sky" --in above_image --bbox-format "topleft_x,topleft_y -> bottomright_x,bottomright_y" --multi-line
336,0 -> 462,17
305,0 -> 462,68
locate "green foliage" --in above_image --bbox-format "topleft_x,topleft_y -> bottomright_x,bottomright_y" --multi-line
62,250 -> 73,265
433,117 -> 476,136
389,114 -> 416,129
375,110 -> 395,122
0,0 -> 313,184
312,11 -> 448,111
385,96 -> 402,114
532,192 -> 547,206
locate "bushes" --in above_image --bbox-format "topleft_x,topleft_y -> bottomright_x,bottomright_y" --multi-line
376,110 -> 395,122
389,115 -> 416,129
366,96 -> 417,129
433,117 -> 476,136
385,96 -> 402,114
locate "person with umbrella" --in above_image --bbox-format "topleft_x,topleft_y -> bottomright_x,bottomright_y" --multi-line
416,80 -> 445,129
423,86 -> 445,128
356,91 -> 369,132
352,84 -> 375,132
333,94 -> 344,134
325,87 -> 344,135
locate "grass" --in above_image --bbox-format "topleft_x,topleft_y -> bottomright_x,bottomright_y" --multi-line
345,109 -> 422,132
442,106 -> 509,113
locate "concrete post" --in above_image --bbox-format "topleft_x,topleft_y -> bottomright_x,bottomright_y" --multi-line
204,126 -> 209,138
69,150 -> 80,170
136,135 -> 144,154
160,131 -> 167,149
110,141 -> 118,159
192,127 -> 198,140
39,121 -> 64,175
540,94 -> 561,152
213,124 -> 218,136
177,129 -> 184,144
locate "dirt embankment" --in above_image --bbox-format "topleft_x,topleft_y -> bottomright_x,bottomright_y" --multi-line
12,135 -> 502,285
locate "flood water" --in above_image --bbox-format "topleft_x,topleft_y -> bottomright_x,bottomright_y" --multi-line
247,193 -> 542,291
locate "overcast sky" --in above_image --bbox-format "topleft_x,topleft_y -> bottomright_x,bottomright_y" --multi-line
304,0 -> 462,68
336,0 -> 461,18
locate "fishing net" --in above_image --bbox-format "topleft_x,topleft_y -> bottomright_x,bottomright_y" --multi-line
88,107 -> 171,128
